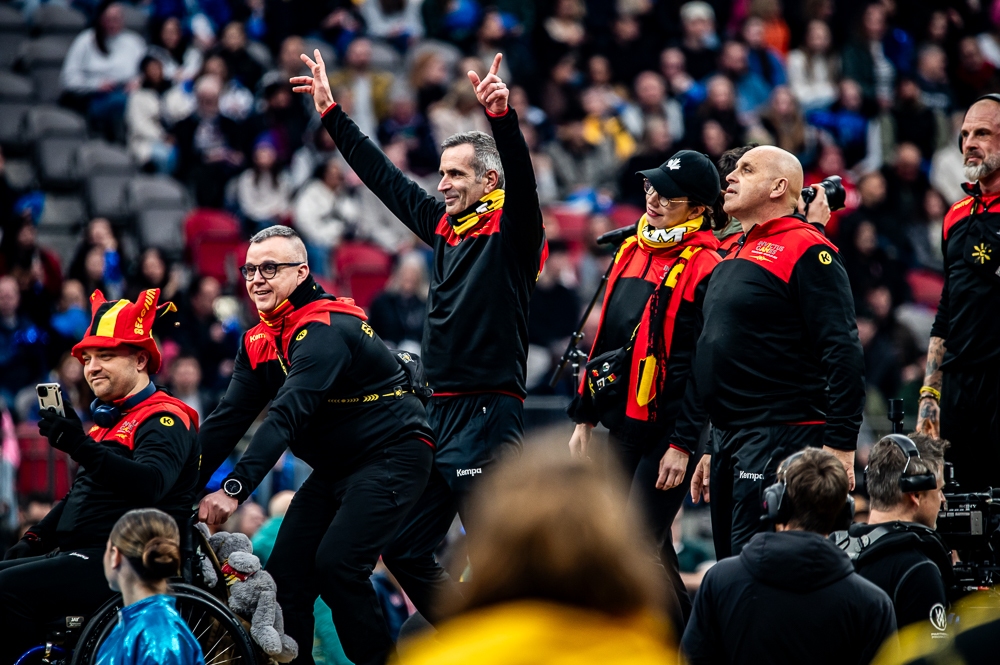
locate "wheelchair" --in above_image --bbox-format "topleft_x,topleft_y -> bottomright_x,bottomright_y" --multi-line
15,518 -> 267,665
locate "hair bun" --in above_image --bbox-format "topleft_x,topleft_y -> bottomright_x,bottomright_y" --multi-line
141,536 -> 181,579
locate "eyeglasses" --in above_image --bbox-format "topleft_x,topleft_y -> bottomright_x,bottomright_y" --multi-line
239,262 -> 304,281
643,179 -> 690,209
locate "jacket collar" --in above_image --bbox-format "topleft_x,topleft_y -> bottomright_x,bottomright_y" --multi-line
259,275 -> 324,327
744,215 -> 811,241
447,189 -> 506,235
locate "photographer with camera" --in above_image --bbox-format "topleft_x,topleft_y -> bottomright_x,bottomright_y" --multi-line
691,146 -> 865,558
682,448 -> 896,665
917,95 -> 1000,491
833,434 -> 952,639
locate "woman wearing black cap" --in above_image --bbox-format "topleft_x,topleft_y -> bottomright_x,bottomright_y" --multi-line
567,149 -> 721,623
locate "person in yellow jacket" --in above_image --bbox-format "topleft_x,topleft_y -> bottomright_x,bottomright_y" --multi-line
393,438 -> 680,665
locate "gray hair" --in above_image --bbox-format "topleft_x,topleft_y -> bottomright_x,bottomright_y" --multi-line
440,131 -> 505,189
249,225 -> 308,263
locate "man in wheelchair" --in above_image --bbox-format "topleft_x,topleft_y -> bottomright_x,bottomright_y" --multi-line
0,288 -> 201,664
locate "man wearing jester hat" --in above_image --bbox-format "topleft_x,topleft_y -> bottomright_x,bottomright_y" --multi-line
0,288 -> 201,664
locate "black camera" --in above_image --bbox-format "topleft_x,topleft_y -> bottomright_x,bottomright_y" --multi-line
801,175 -> 846,212
938,486 -> 1000,591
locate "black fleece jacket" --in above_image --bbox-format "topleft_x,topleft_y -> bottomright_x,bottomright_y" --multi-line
683,530 -> 896,665
320,103 -> 545,398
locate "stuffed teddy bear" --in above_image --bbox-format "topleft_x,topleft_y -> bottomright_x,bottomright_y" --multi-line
195,525 -> 298,663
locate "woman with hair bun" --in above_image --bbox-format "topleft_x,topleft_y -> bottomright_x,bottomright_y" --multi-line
98,508 -> 205,665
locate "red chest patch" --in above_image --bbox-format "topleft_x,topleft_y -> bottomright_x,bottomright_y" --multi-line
434,209 -> 503,247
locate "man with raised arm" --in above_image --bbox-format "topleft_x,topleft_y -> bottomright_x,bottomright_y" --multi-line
291,51 -> 545,620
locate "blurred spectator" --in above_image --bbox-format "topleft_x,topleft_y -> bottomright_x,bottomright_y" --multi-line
225,500 -> 266,538
0,276 -> 46,408
741,16 -> 786,90
47,351 -> 91,421
210,21 -> 264,90
520,121 -> 558,205
600,13 -> 656,88
842,2 -> 897,109
125,56 -> 176,173
930,113 -> 967,204
718,40 -> 771,118
693,76 -> 747,153
618,117 -> 674,209
659,47 -> 706,114
880,142 -> 930,244
244,78 -> 310,166
678,1 -> 720,82
175,275 -> 239,389
839,215 -> 907,311
168,354 -> 215,422
408,50 -> 450,116
428,78 -> 491,148
329,37 -> 394,140
395,442 -> 678,663
60,2 -> 146,141
475,8 -> 533,86
885,78 -> 939,162
0,217 -> 63,325
293,159 -> 360,277
377,89 -> 439,176
274,36 -> 309,82
621,72 -> 685,149
250,490 -> 295,567
786,19 -> 839,112
752,86 -> 816,161
539,53 -> 583,123
358,0 -> 425,51
16,492 -> 53,540
911,189 -> 946,272
148,16 -> 203,84
749,0 -> 790,55
172,75 -> 246,207
126,247 -> 183,303
0,149 -> 16,234
857,309 -> 903,402
537,0 -> 588,70
48,280 -> 90,362
803,143 -> 858,240
672,507 -> 714,591
527,240 -> 578,350
580,87 -> 634,161
914,45 -> 952,114
289,124 -> 341,192
67,218 -> 125,302
367,252 -> 428,352
162,55 -> 256,124
807,79 -> 874,170
348,140 -> 429,253
953,36 -> 1000,109
547,108 -> 618,200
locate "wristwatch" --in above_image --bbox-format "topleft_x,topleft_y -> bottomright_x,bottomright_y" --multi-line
222,478 -> 243,500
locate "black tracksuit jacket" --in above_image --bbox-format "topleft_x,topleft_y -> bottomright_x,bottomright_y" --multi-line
198,277 -> 434,501
695,216 -> 865,451
683,530 -> 897,665
31,391 -> 200,550
320,104 -> 545,398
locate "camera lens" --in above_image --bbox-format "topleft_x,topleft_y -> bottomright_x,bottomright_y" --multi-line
37,386 -> 48,397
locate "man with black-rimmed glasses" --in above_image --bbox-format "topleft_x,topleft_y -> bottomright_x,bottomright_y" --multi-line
197,225 -> 436,665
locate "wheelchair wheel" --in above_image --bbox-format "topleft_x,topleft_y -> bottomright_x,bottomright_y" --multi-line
70,582 -> 262,664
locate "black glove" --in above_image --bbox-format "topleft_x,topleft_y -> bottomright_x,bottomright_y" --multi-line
3,532 -> 45,560
38,406 -> 88,455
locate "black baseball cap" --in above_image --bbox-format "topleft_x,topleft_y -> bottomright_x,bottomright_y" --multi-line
638,150 -> 720,207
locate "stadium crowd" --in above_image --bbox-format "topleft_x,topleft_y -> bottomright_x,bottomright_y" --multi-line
0,0 -> 999,663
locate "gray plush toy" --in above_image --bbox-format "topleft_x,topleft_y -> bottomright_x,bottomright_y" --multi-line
195,525 -> 298,662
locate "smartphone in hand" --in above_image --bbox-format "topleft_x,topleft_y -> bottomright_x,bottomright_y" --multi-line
36,383 -> 65,417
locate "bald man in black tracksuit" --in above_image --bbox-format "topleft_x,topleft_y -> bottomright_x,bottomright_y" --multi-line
294,51 -> 545,622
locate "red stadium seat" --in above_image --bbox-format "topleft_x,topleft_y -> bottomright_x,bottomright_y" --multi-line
906,269 -> 945,309
609,204 -> 644,228
333,242 -> 393,309
16,423 -> 74,498
546,206 -> 589,242
184,209 -> 248,286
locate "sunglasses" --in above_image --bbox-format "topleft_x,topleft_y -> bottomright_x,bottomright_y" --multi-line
239,262 -> 304,281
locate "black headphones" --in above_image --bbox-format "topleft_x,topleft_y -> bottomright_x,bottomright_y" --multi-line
762,450 -> 855,530
865,434 -> 939,494
959,93 -> 1000,152
90,382 -> 157,428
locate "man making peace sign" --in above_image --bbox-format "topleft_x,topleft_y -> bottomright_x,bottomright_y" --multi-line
293,51 -> 546,625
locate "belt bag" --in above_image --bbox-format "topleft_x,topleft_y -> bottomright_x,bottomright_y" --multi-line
963,210 -> 1000,285
585,343 -> 632,413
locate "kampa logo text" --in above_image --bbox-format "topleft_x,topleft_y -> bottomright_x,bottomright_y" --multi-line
457,468 -> 482,478
738,470 -> 765,481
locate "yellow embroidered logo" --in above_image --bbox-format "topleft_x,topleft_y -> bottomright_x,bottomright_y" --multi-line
973,243 -> 992,264
248,333 -> 266,343
818,251 -> 832,265
160,416 -> 175,427
361,322 -> 374,338
952,198 -> 973,211
296,329 -> 308,341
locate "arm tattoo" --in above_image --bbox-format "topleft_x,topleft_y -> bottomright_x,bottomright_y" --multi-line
924,336 -> 946,391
